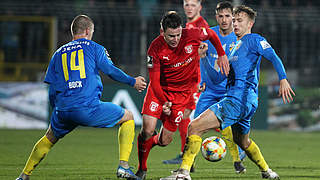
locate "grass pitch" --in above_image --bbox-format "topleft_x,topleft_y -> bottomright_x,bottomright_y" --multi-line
1,128 -> 320,179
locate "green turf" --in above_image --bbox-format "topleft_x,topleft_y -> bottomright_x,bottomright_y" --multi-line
1,128 -> 320,179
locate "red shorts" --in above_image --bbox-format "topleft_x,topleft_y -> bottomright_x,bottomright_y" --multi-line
142,87 -> 192,132
185,85 -> 201,110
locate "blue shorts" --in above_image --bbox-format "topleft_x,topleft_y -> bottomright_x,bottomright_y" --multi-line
194,90 -> 225,118
209,97 -> 257,135
50,101 -> 124,139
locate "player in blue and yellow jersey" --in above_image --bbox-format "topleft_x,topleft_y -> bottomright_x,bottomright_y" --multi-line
161,5 -> 295,180
193,1 -> 247,174
16,15 -> 146,180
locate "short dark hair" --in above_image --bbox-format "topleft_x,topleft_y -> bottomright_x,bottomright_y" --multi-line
160,11 -> 182,32
233,5 -> 257,21
71,15 -> 94,36
216,1 -> 233,14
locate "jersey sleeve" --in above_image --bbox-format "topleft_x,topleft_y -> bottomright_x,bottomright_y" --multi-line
253,36 -> 287,80
96,45 -> 136,86
147,44 -> 167,104
201,56 -> 227,84
44,53 -> 57,107
48,84 -> 56,108
198,28 -> 225,57
44,52 -> 57,84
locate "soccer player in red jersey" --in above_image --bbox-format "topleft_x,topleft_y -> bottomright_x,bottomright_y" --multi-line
133,11 -> 229,179
164,1 -> 247,174
162,0 -> 211,167
185,0 -> 209,29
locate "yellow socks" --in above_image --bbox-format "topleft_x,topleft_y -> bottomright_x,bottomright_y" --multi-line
220,126 -> 240,162
118,120 -> 135,162
245,139 -> 269,171
181,135 -> 202,171
23,135 -> 54,175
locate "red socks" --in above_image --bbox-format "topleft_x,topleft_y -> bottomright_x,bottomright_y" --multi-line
179,117 -> 190,152
137,133 -> 160,171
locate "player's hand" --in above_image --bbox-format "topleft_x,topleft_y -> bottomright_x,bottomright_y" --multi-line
279,79 -> 295,104
198,82 -> 206,92
217,54 -> 229,76
198,42 -> 208,58
162,101 -> 172,116
134,76 -> 147,92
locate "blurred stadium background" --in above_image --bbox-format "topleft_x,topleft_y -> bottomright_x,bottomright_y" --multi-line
0,0 -> 319,131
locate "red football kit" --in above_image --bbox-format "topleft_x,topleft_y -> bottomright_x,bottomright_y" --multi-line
185,16 -> 210,110
186,16 -> 209,29
142,27 -> 225,132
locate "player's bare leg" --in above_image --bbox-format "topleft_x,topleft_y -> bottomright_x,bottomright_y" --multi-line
135,115 -> 158,180
161,109 -> 220,180
163,108 -> 191,165
136,121 -> 175,180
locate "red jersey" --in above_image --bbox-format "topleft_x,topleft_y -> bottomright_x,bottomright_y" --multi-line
147,27 -> 225,104
186,16 -> 210,85
186,16 -> 209,29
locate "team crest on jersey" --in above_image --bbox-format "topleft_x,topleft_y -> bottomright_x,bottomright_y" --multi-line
147,56 -> 153,68
231,40 -> 242,53
229,42 -> 235,52
163,56 -> 170,61
149,101 -> 159,112
185,45 -> 193,54
260,40 -> 271,49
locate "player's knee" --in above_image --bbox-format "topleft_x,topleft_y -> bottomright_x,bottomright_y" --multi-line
238,142 -> 249,150
233,136 -> 250,150
158,135 -> 172,147
125,110 -> 134,120
118,110 -> 134,125
183,109 -> 191,119
242,138 -> 251,149
187,121 -> 199,136
141,128 -> 155,139
45,127 -> 58,144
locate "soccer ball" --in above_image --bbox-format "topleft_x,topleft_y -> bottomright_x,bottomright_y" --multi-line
201,136 -> 227,162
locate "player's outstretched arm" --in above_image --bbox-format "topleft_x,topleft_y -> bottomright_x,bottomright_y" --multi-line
198,44 -> 226,85
259,39 -> 295,104
206,28 -> 229,76
202,56 -> 227,84
279,79 -> 295,104
198,42 -> 208,92
134,76 -> 147,92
